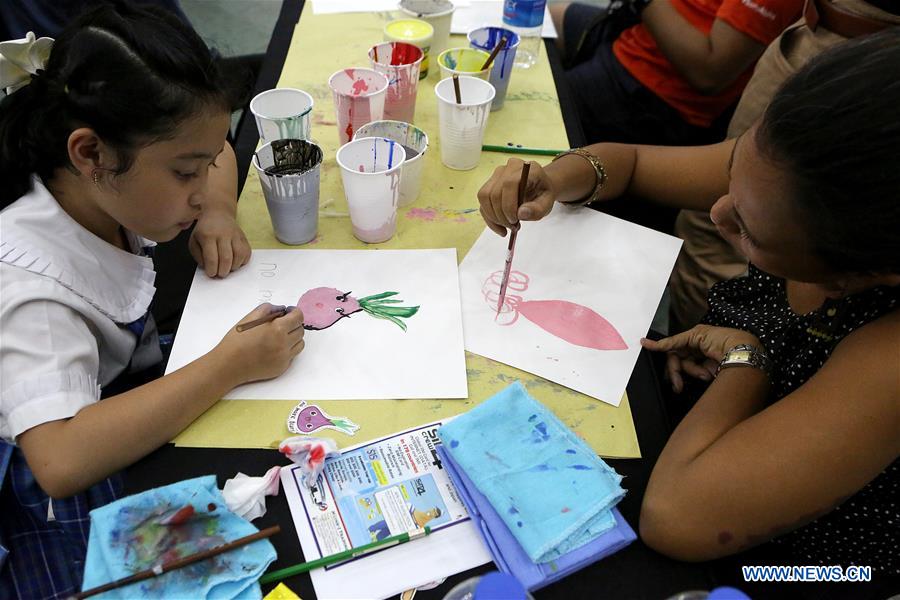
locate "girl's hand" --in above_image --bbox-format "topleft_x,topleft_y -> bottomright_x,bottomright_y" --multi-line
189,206 -> 252,278
477,158 -> 557,235
641,325 -> 763,393
213,303 -> 305,385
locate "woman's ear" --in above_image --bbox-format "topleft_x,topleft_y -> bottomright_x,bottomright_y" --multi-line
66,128 -> 112,177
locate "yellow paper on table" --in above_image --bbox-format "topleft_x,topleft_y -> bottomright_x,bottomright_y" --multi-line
174,5 -> 641,459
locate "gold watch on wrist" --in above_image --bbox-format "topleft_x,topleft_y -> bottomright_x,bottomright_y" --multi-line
552,148 -> 607,206
716,343 -> 772,378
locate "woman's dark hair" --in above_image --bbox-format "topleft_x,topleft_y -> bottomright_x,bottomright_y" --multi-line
0,1 -> 244,207
756,28 -> 900,275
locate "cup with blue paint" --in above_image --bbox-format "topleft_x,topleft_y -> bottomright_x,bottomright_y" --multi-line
250,88 -> 314,144
467,27 -> 519,111
252,139 -> 323,245
336,137 -> 407,243
353,120 -> 429,207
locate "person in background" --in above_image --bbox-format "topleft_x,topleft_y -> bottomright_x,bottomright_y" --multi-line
668,0 -> 900,332
550,0 -> 804,146
0,4 -> 303,597
477,30 -> 899,574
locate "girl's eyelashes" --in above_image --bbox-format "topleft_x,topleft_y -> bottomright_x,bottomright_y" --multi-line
174,160 -> 217,180
739,228 -> 759,248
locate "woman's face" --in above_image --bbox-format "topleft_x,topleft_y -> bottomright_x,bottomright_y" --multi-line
710,127 -> 835,285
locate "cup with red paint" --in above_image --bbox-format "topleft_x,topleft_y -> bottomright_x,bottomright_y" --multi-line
368,42 -> 424,124
328,68 -> 389,145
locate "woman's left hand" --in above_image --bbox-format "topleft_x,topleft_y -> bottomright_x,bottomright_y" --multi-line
189,206 -> 252,278
641,325 -> 763,393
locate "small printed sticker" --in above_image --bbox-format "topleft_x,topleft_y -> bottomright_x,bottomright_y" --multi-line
287,401 -> 360,436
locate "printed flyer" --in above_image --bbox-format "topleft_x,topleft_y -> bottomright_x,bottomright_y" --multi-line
281,422 -> 492,599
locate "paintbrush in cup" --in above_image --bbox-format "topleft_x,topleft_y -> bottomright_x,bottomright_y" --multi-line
452,74 -> 462,104
75,526 -> 281,599
481,36 -> 508,72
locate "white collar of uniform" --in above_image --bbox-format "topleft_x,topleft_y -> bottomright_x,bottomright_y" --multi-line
0,176 -> 157,323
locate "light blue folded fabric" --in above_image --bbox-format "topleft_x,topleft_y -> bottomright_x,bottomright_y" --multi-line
438,382 -> 625,563
82,475 -> 275,599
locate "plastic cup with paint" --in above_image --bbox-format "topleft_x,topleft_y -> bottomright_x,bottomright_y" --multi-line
252,139 -> 323,245
328,68 -> 389,145
468,27 -> 520,111
336,137 -> 407,243
398,0 -> 455,63
384,19 -> 434,79
368,42 -> 424,123
354,120 -> 428,207
437,47 -> 492,82
435,76 -> 495,170
250,88 -> 314,144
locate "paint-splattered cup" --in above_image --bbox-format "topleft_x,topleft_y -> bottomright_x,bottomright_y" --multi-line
336,137 -> 407,243
252,139 -> 323,245
398,0 -> 455,63
250,88 -> 314,144
435,76 -> 495,170
368,42 -> 424,123
354,120 -> 429,207
437,47 -> 491,82
328,68 -> 389,145
468,27 -> 520,111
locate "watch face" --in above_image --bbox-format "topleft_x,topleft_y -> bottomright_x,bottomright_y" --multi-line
732,350 -> 752,362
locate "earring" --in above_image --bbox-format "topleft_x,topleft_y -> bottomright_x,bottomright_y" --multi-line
91,170 -> 101,187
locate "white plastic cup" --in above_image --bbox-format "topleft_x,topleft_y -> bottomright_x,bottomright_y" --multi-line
384,19 -> 434,79
249,88 -> 314,144
354,120 -> 429,207
252,139 -> 323,245
437,47 -> 492,82
435,76 -> 495,170
336,137 -> 407,243
328,68 -> 389,145
399,0 -> 455,64
368,42 -> 424,123
468,27 -> 520,110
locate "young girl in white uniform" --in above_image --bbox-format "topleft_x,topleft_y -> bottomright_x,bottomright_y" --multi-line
0,4 -> 305,597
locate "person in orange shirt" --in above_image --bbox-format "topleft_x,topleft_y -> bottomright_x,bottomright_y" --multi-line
550,0 -> 803,145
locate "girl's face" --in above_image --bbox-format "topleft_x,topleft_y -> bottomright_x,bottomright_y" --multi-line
98,109 -> 231,243
710,127 -> 835,285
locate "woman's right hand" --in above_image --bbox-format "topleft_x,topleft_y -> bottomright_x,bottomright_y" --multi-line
477,158 -> 557,236
214,303 -> 306,385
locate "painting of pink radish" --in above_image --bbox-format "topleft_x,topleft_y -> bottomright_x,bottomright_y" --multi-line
298,288 -> 419,331
482,270 -> 626,351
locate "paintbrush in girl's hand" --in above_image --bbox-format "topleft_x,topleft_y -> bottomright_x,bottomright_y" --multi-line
75,526 -> 281,599
236,305 -> 295,332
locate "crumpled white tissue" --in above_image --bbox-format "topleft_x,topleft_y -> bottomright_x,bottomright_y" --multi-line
279,436 -> 340,487
222,466 -> 281,521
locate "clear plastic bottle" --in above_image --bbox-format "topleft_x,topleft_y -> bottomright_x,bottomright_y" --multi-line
443,572 -> 534,600
501,0 -> 547,69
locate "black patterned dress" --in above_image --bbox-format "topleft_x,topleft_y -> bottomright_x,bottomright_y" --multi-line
703,265 -> 899,574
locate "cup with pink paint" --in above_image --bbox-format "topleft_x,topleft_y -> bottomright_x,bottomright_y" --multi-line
328,68 -> 389,145
336,137 -> 406,243
354,120 -> 429,207
435,76 -> 495,170
252,139 -> 323,245
368,42 -> 424,123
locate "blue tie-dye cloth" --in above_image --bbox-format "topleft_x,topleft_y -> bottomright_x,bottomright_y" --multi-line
81,475 -> 275,599
438,382 -> 625,563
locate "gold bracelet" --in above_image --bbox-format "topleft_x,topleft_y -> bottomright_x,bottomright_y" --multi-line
551,148 -> 608,206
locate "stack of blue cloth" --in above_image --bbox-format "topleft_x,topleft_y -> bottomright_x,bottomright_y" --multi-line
437,382 -> 635,591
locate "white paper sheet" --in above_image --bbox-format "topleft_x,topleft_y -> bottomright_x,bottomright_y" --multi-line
281,421 -> 492,600
451,1 -> 557,38
312,0 -> 472,15
166,249 -> 468,400
459,207 -> 682,406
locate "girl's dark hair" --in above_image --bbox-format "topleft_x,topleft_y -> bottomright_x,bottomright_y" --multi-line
756,28 -> 900,275
0,1 -> 243,207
